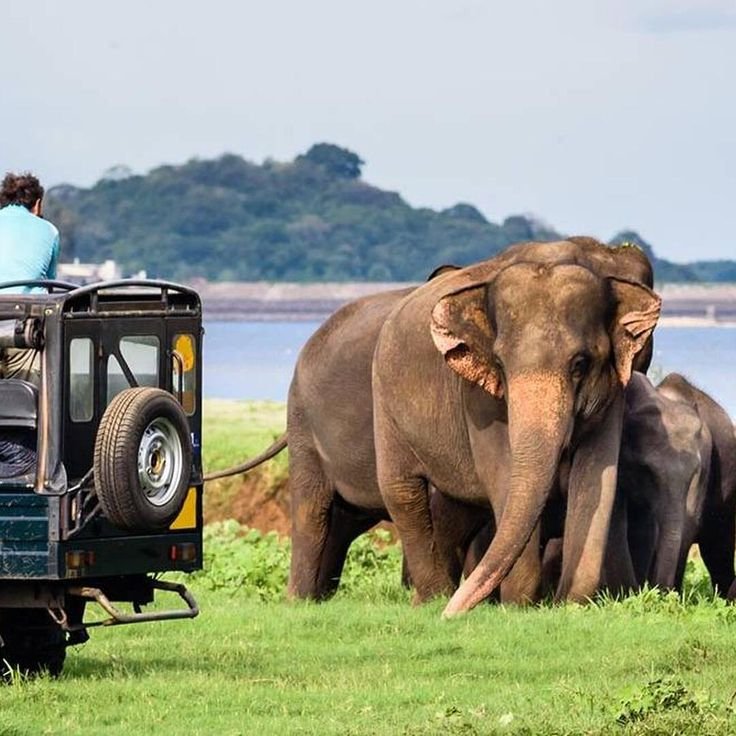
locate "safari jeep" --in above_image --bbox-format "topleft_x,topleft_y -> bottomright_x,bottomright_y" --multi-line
0,279 -> 203,677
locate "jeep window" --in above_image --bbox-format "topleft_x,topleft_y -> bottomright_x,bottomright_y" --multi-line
107,336 -> 160,403
172,333 -> 196,415
70,338 -> 95,422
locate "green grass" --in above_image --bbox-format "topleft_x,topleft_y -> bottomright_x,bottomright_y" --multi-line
201,401 -> 288,524
2,528 -> 736,735
202,399 -> 287,474
3,402 -> 735,734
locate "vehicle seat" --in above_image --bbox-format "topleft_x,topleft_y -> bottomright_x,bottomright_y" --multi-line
0,379 -> 38,429
0,379 -> 37,480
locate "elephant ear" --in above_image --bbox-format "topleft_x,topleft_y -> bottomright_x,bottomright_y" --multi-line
608,278 -> 662,386
430,284 -> 503,398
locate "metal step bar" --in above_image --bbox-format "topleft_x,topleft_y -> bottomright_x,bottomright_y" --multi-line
51,580 -> 199,631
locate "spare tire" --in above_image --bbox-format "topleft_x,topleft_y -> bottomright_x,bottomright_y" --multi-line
94,387 -> 192,531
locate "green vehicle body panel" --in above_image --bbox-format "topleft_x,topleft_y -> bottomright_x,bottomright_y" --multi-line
0,493 -> 53,578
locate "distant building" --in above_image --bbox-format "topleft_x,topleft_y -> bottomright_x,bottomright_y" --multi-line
58,259 -> 147,284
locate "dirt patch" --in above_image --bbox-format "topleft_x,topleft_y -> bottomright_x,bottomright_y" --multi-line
205,467 -> 291,537
204,469 -> 397,542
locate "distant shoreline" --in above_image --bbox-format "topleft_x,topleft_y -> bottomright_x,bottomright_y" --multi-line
195,280 -> 736,326
658,316 -> 736,328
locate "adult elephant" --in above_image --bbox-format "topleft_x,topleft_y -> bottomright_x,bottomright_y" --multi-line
372,238 -> 660,615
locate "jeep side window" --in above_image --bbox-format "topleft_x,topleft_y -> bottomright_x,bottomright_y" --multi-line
107,336 -> 160,404
70,337 -> 94,422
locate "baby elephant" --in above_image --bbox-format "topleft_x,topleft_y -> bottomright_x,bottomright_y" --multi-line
619,372 -> 736,596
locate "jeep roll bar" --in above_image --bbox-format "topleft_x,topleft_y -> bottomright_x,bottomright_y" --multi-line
0,278 -> 199,299
0,279 -> 79,293
66,279 -> 200,299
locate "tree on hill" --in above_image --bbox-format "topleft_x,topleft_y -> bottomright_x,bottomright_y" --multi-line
42,145 -> 733,283
296,143 -> 364,179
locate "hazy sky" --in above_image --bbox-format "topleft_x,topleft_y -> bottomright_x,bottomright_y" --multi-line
2,0 -> 735,261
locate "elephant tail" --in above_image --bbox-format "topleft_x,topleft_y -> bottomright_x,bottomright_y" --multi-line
203,433 -> 288,481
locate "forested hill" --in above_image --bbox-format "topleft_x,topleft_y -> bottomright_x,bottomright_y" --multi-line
45,144 -> 734,283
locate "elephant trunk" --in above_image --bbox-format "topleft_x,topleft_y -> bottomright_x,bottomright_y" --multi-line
443,372 -> 571,617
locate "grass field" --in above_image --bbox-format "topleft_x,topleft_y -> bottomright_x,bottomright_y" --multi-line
3,402 -> 736,735
202,399 -> 287,475
201,400 -> 289,528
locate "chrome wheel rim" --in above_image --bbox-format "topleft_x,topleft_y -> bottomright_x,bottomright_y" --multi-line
137,417 -> 183,506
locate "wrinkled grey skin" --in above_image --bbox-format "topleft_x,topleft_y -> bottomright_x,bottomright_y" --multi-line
497,372 -> 736,600
286,238 -> 657,604
615,373 -> 736,596
453,500 -> 565,603
372,238 -> 660,615
286,287 -> 409,599
287,266 -> 489,600
461,373 -> 734,603
657,374 -> 736,596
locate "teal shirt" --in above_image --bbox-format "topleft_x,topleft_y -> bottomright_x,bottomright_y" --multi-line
0,204 -> 60,293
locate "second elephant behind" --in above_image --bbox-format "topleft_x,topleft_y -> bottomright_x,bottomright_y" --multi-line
618,372 -> 736,596
465,372 -> 736,600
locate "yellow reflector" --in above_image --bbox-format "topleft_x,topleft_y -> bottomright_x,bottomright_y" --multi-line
170,487 -> 197,530
174,334 -> 195,372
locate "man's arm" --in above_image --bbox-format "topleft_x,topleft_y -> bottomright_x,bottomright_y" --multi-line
46,231 -> 60,280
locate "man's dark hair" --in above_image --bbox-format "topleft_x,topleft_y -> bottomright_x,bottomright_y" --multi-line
0,173 -> 44,209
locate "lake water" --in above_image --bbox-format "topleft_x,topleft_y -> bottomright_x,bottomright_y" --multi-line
203,322 -> 736,417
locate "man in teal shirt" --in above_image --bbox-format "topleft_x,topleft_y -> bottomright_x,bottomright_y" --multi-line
0,172 -> 60,292
0,173 -> 60,382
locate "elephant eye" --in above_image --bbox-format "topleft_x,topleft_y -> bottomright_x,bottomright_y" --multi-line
570,353 -> 591,380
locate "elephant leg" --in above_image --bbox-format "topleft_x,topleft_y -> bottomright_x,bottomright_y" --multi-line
650,514 -> 685,591
627,502 -> 657,587
500,524 -> 543,604
699,509 -> 736,597
381,474 -> 454,602
401,554 -> 412,588
541,537 -> 563,596
557,391 -> 625,602
374,404 -> 455,602
287,445 -> 335,599
603,487 -> 637,596
430,491 -> 490,588
315,497 -> 380,598
463,523 -> 500,604
463,521 -> 495,581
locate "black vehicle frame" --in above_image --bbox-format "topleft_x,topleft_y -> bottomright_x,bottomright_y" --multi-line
0,279 -> 203,676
